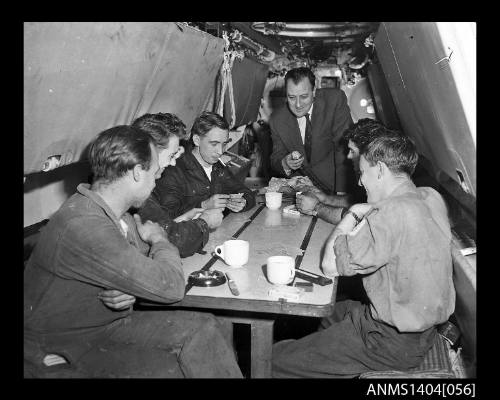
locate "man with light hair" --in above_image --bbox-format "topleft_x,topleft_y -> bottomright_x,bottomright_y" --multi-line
24,125 -> 242,378
272,130 -> 455,378
132,112 -> 224,258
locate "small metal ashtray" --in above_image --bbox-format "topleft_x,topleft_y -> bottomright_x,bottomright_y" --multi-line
188,270 -> 227,287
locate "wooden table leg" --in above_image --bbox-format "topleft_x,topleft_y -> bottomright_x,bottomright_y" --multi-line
217,316 -> 235,348
250,318 -> 275,378
215,315 -> 275,378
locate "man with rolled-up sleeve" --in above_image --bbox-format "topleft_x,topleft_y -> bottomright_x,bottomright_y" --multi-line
24,126 -> 242,378
272,132 -> 455,378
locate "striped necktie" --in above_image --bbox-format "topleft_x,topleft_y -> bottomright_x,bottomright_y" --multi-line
304,113 -> 312,163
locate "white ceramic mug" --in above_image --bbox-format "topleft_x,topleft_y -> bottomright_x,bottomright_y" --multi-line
215,240 -> 249,267
267,255 -> 295,285
265,192 -> 282,210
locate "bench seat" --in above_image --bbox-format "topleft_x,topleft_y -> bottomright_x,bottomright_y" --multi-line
359,333 -> 455,379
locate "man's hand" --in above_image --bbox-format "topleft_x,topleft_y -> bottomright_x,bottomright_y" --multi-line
296,192 -> 319,215
133,214 -> 167,244
308,189 -> 350,208
226,198 -> 246,213
174,208 -> 204,222
199,208 -> 224,229
98,289 -> 136,310
201,194 -> 230,209
283,152 -> 304,171
312,190 -> 330,203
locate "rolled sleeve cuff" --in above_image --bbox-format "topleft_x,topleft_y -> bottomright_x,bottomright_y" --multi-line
243,192 -> 256,211
149,239 -> 180,260
192,218 -> 210,246
334,235 -> 356,276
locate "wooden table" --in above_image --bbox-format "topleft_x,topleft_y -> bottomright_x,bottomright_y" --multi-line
167,201 -> 338,378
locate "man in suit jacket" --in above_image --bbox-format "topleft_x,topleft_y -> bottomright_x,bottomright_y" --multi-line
269,67 -> 353,194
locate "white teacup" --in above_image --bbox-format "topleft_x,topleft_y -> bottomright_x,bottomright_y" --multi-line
215,240 -> 249,268
267,255 -> 295,285
265,192 -> 282,210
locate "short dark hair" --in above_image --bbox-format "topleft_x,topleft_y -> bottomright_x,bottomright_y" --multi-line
285,67 -> 316,89
362,133 -> 419,176
131,113 -> 186,148
88,125 -> 154,185
191,111 -> 229,138
343,118 -> 388,154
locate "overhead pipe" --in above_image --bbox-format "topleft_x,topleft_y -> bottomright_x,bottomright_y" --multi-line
251,22 -> 286,36
230,30 -> 275,62
251,22 -> 376,39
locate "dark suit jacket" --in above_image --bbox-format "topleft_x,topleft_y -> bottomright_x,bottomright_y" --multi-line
269,88 -> 353,194
146,149 -> 255,220
137,196 -> 209,258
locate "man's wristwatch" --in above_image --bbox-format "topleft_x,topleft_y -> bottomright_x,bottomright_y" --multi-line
312,202 -> 321,216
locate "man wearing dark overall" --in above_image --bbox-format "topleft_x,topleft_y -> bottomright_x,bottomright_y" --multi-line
24,126 -> 242,378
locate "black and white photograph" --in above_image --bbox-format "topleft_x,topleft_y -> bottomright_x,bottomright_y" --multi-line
23,22 -> 476,384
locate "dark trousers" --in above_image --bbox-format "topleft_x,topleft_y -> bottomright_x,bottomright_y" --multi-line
27,310 -> 243,378
272,300 -> 436,378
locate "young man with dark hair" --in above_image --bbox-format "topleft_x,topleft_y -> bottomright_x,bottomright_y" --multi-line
24,126 -> 242,378
272,132 -> 455,378
269,66 -> 353,195
132,113 -> 223,257
151,111 -> 255,220
344,118 -> 389,174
